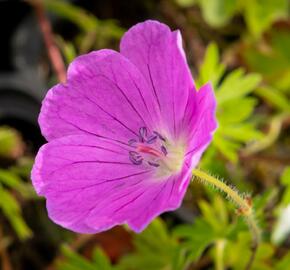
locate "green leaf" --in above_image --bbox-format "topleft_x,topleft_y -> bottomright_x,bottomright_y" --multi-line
255,86 -> 290,112
219,124 -> 263,142
0,187 -> 32,240
199,0 -> 239,27
174,218 -> 216,262
119,218 -> 185,270
243,30 -> 290,92
243,0 -> 288,37
175,0 -> 196,8
57,245 -> 99,270
281,166 -> 290,206
0,169 -> 36,199
225,232 -> 274,270
44,0 -> 124,39
213,133 -> 240,162
198,43 -> 263,162
92,248 -> 113,270
216,69 -> 261,104
275,253 -> 290,270
0,127 -> 23,159
218,97 -> 257,124
281,166 -> 290,185
197,43 -> 225,88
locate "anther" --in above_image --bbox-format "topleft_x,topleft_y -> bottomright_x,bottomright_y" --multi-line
153,131 -> 166,142
146,135 -> 157,144
128,139 -> 137,146
148,161 -> 160,167
161,145 -> 167,156
139,127 -> 148,142
129,151 -> 143,165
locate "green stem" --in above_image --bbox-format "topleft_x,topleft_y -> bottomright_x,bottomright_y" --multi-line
192,168 -> 261,270
215,239 -> 225,270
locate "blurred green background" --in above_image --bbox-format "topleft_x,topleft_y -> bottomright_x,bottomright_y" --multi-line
0,0 -> 290,269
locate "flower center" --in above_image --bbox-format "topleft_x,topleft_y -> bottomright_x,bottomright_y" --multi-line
128,127 -> 185,177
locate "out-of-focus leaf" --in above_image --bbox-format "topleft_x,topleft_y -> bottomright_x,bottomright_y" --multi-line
255,86 -> 290,112
212,133 -> 240,162
56,37 -> 77,65
0,187 -> 32,240
243,0 -> 288,37
0,169 -> 36,199
218,97 -> 257,124
175,0 -> 196,8
10,157 -> 34,178
243,30 -> 290,92
57,245 -> 113,270
225,232 -> 274,270
198,43 -> 262,162
281,166 -> 290,186
275,253 -> 290,270
0,127 -> 23,159
174,194 -> 240,263
174,218 -> 216,263
44,0 -> 124,38
178,0 -> 288,37
92,248 -> 113,270
219,124 -> 263,142
198,0 -> 239,27
197,43 -> 225,89
281,166 -> 290,205
119,218 -> 185,270
216,69 -> 261,104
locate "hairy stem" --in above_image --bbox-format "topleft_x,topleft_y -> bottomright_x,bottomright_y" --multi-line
192,169 -> 261,270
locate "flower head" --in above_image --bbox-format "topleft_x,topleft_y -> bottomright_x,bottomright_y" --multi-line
31,20 -> 217,233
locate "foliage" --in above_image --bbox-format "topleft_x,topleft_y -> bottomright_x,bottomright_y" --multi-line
57,245 -> 114,270
118,219 -> 186,270
243,30 -> 290,105
1,0 -> 290,269
0,127 -> 35,240
197,43 -> 263,162
176,0 -> 288,37
44,0 -> 124,55
56,189 -> 290,270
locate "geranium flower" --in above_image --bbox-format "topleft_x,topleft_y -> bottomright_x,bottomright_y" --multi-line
31,20 -> 217,233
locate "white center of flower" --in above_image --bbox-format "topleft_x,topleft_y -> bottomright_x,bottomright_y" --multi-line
128,127 -> 185,178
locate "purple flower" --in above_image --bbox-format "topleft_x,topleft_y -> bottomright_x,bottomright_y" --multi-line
31,20 -> 217,233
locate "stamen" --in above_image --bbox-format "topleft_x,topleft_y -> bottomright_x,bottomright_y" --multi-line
161,145 -> 167,156
139,127 -> 147,142
129,151 -> 143,165
128,139 -> 137,146
153,131 -> 166,142
148,161 -> 160,167
146,135 -> 157,144
128,128 -> 173,170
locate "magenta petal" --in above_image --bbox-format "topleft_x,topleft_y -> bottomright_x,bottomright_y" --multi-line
31,134 -> 156,233
127,166 -> 192,232
31,134 -> 193,233
39,50 -> 160,143
184,83 -> 217,160
120,20 -> 195,138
